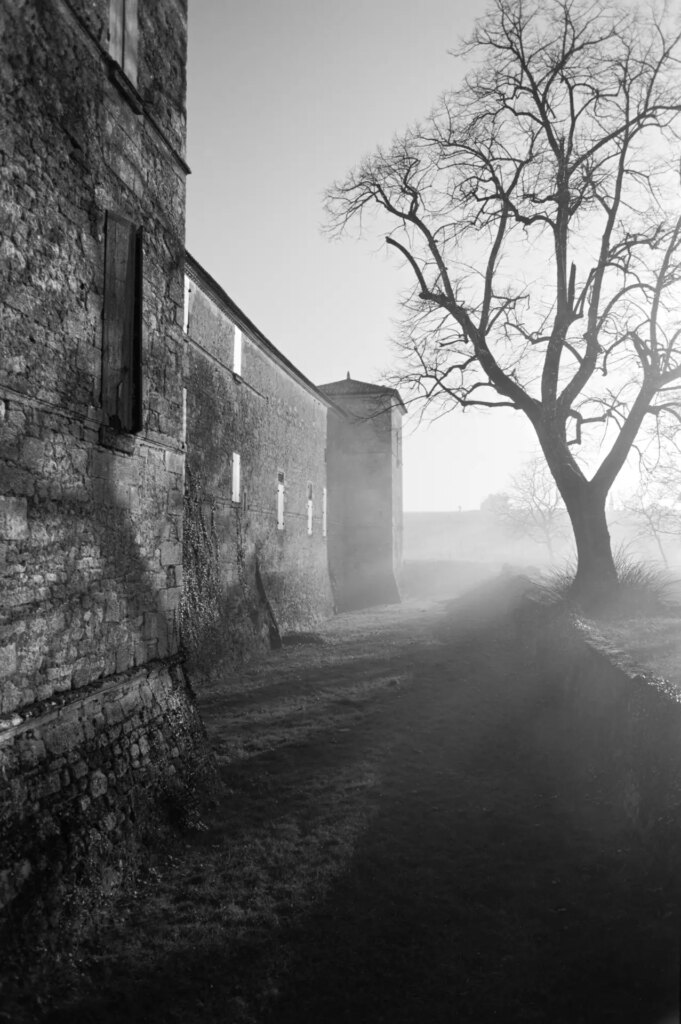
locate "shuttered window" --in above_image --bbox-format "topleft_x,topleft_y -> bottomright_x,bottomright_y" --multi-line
109,0 -> 139,85
102,211 -> 143,434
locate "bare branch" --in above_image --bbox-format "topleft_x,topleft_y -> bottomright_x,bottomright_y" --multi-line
326,0 -> 681,588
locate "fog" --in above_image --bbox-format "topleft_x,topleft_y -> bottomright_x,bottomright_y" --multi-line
404,509 -> 681,574
402,508 -> 681,608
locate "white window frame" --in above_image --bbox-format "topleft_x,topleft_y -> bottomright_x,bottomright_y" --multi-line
181,387 -> 187,445
233,326 -> 242,376
307,483 -> 313,536
322,487 -> 327,538
277,471 -> 285,530
183,275 -> 191,335
231,452 -> 241,504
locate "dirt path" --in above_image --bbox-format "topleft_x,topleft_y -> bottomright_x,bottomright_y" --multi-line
29,587 -> 681,1023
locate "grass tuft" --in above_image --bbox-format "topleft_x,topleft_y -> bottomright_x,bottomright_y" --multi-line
540,547 -> 681,619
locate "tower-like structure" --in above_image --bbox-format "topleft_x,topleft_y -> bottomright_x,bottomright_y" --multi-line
320,377 -> 405,610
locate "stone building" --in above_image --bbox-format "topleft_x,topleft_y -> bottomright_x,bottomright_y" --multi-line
181,256 -> 404,677
182,255 -> 336,668
0,0 -> 403,931
320,378 -> 405,611
0,0 -> 209,931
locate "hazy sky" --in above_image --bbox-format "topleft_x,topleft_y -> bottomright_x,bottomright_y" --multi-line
185,0 -> 540,511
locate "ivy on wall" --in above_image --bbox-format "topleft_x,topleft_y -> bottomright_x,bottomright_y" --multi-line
180,469 -> 262,678
180,468 -> 222,662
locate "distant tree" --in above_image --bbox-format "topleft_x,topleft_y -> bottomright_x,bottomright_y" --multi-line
480,492 -> 512,519
622,462 -> 681,567
504,458 -> 569,559
326,0 -> 681,605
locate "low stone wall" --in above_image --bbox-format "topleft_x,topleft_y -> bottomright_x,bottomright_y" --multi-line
0,661 -> 212,942
521,601 -> 681,844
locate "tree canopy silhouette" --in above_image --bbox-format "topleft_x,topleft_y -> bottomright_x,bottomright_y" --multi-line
326,0 -> 681,604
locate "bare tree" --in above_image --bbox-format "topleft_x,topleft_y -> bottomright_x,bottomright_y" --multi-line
622,460 -> 681,566
480,492 -> 512,519
326,0 -> 681,604
503,457 -> 570,558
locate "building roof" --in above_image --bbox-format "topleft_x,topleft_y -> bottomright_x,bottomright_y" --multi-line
318,376 -> 407,414
185,251 -> 346,414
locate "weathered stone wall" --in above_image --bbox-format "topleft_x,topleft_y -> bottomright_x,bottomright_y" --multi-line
321,383 -> 403,610
0,0 -> 209,933
0,423 -> 186,715
182,259 -> 335,675
519,602 -> 681,844
0,661 -> 209,936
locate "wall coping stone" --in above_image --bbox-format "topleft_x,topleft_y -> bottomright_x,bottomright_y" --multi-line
572,616 -> 681,705
0,656 -> 186,747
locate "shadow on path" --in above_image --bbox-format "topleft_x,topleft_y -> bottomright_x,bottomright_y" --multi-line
31,584 -> 681,1024
267,618 -> 680,1024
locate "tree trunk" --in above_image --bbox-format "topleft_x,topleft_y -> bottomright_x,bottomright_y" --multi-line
536,426 -> 618,607
563,485 -> 618,606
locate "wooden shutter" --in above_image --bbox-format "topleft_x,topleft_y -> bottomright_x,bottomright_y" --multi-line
129,226 -> 143,431
109,0 -> 138,85
109,0 -> 124,65
102,212 -> 142,433
123,0 -> 139,85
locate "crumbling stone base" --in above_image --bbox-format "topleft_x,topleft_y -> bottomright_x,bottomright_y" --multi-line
0,660 -> 212,942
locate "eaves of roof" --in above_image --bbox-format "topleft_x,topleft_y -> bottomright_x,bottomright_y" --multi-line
318,379 -> 407,415
184,252 -> 348,417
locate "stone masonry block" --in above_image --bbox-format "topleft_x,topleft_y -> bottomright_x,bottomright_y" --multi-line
168,487 -> 183,513
143,613 -> 158,641
110,457 -> 140,490
119,687 -> 141,717
0,496 -> 28,540
18,737 -> 47,769
0,644 -> 17,679
90,770 -> 108,798
115,645 -> 132,674
42,772 -> 62,797
160,541 -> 182,567
90,449 -> 112,480
164,450 -> 184,477
20,437 -> 44,469
44,719 -> 85,757
158,587 -> 181,612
